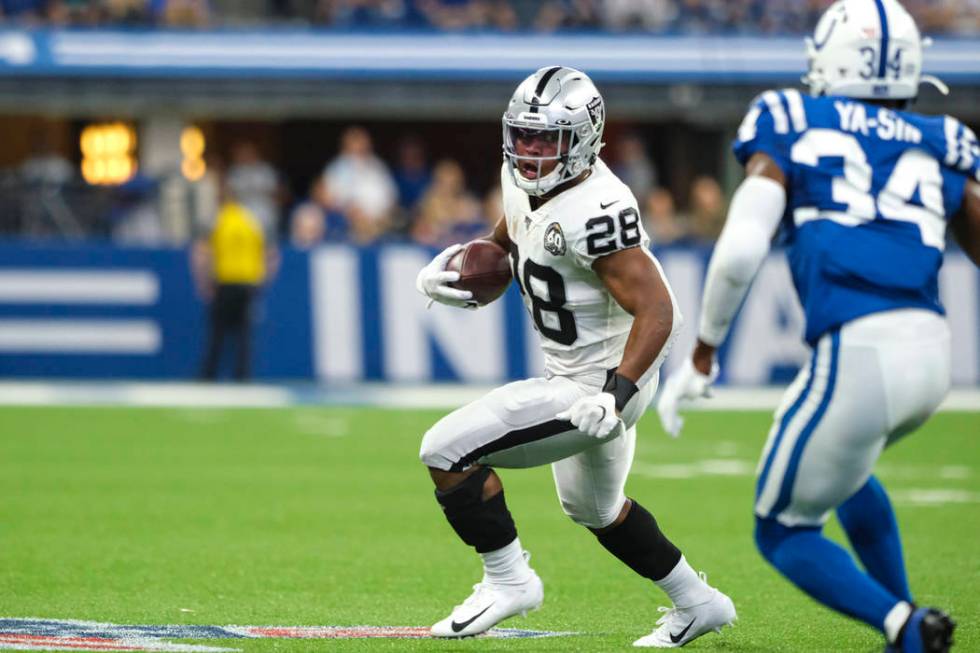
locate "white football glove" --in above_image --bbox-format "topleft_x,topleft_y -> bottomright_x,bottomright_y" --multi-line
415,243 -> 477,310
656,357 -> 720,438
557,392 -> 624,440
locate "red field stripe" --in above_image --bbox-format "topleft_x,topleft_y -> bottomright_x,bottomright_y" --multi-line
0,634 -> 141,651
244,626 -> 431,639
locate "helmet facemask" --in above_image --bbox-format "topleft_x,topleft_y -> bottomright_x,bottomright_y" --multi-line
503,117 -> 597,197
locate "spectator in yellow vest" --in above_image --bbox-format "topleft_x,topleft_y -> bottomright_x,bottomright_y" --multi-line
193,196 -> 273,381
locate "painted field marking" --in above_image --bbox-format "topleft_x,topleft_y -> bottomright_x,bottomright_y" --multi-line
0,618 -> 576,652
632,459 -> 756,479
891,489 -> 980,506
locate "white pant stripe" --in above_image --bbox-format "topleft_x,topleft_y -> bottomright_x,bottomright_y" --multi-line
755,336 -> 832,517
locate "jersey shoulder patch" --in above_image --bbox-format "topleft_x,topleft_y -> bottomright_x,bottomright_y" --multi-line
732,88 -> 810,171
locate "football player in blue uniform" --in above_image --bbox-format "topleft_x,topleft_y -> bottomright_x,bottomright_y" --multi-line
656,0 -> 979,651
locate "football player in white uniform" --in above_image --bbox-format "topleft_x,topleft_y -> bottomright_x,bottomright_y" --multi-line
416,66 -> 736,647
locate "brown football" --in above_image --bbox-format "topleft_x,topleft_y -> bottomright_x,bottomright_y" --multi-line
446,239 -> 512,306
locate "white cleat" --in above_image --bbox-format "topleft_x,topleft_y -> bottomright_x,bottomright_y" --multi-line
633,581 -> 736,648
430,572 -> 544,638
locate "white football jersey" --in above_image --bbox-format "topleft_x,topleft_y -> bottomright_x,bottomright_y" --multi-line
502,158 -> 661,379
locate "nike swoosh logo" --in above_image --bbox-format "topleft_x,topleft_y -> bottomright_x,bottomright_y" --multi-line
813,17 -> 837,51
669,618 -> 696,644
600,200 -> 619,210
450,603 -> 494,633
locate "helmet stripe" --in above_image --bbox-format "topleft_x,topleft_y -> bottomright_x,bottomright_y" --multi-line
533,66 -> 562,103
873,0 -> 890,78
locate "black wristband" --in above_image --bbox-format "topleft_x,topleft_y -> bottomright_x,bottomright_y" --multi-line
602,372 -> 639,413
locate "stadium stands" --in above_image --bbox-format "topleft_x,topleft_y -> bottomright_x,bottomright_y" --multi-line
1,0 -> 978,35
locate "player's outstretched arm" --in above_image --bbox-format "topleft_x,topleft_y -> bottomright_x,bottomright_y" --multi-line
657,153 -> 786,437
558,247 -> 679,439
695,153 -> 786,363
951,179 -> 980,268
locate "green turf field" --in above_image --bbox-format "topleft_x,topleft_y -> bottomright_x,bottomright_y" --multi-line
0,406 -> 977,652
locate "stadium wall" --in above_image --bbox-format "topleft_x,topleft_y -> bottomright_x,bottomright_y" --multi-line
2,30 -> 979,120
1,30 -> 977,82
0,243 -> 977,385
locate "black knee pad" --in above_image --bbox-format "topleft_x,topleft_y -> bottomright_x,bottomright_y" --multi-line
435,466 -> 517,553
596,499 -> 681,581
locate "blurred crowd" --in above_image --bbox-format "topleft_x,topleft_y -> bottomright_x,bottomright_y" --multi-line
1,0 -> 977,34
1,125 -> 728,249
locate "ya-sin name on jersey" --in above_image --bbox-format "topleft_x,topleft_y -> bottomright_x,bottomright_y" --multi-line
735,88 -> 980,344
501,158 -> 651,377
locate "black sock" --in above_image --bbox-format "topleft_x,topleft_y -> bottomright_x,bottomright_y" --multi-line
435,467 -> 517,553
595,499 -> 682,581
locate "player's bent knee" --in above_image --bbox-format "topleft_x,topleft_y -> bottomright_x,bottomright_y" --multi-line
754,517 -> 785,562
419,400 -> 500,471
559,495 -> 626,530
435,465 -> 517,553
419,423 -> 454,471
754,516 -> 814,563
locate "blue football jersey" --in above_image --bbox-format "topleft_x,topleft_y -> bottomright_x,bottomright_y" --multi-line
733,88 -> 980,343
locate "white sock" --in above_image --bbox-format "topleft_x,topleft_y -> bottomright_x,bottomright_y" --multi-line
654,556 -> 714,607
480,538 -> 532,586
884,601 -> 914,644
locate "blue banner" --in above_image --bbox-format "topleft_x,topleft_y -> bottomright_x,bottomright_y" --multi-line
0,242 -> 977,385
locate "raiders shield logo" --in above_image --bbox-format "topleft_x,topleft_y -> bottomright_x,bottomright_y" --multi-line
544,222 -> 566,256
586,96 -> 604,129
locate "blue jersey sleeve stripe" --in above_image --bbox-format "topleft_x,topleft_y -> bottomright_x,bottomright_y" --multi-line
783,89 -> 807,133
943,117 -> 960,167
762,91 -> 789,134
959,125 -> 977,173
955,123 -> 966,170
736,102 -> 764,143
873,0 -> 890,78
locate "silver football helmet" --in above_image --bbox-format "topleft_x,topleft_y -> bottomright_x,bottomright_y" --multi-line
502,66 -> 605,196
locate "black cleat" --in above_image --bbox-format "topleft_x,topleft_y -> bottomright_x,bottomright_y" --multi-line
887,607 -> 955,653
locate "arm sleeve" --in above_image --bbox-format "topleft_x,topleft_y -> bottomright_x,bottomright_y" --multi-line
698,175 -> 787,347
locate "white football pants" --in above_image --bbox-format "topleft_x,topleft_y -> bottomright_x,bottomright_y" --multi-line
420,368 -> 659,529
755,308 -> 951,527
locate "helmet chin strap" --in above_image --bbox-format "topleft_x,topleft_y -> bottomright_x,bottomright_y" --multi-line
920,75 -> 949,96
915,36 -> 948,96
800,71 -> 827,98
515,159 -> 566,197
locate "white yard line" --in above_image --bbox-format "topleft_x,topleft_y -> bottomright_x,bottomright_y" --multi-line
0,382 -> 976,411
